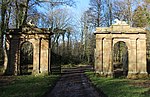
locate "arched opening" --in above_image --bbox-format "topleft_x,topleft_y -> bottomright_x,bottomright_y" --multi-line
20,41 -> 33,75
113,41 -> 128,77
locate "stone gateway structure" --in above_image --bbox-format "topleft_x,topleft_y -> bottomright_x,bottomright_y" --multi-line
5,26 -> 53,75
94,21 -> 148,78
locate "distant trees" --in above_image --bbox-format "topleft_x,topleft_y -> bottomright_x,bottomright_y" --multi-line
38,0 -> 150,65
0,0 -> 42,67
0,0 -> 10,66
0,0 -> 78,66
105,0 -> 112,26
112,0 -> 150,27
132,6 -> 147,27
78,0 -> 150,65
0,0 -> 150,67
112,0 -> 132,25
78,10 -> 96,64
89,0 -> 102,27
41,2 -> 77,64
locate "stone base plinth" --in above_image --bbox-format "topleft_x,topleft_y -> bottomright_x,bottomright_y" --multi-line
127,72 -> 148,79
32,70 -> 49,76
95,71 -> 113,77
32,70 -> 39,75
40,71 -> 49,75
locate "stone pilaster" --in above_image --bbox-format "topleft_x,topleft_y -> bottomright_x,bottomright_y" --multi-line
32,39 -> 40,74
103,38 -> 113,77
128,39 -> 137,72
136,38 -> 148,78
138,39 -> 147,73
127,39 -> 137,78
95,38 -> 103,73
40,38 -> 49,74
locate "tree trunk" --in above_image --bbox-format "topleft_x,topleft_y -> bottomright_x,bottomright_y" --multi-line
1,0 -> 8,67
15,0 -> 19,28
23,0 -> 30,25
127,0 -> 132,26
62,33 -> 65,56
67,32 -> 70,52
109,0 -> 112,26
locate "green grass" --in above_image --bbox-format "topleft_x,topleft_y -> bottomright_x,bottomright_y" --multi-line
61,64 -> 77,68
61,64 -> 90,68
86,72 -> 150,97
0,75 -> 60,97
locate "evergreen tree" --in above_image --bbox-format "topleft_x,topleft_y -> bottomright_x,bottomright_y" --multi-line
133,6 -> 147,27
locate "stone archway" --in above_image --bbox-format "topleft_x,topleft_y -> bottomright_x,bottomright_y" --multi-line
20,41 -> 33,75
113,41 -> 128,77
5,26 -> 53,75
94,20 -> 148,78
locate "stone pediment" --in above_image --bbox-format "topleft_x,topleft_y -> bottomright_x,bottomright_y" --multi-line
22,27 -> 51,34
95,20 -> 146,34
6,26 -> 53,35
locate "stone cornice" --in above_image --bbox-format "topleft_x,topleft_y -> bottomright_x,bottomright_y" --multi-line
94,21 -> 146,34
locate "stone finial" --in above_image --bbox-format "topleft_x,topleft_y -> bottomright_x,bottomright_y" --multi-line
113,19 -> 128,25
27,19 -> 36,27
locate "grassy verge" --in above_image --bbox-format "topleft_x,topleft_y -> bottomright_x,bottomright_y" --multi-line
0,75 -> 60,97
61,64 -> 91,68
61,64 -> 78,68
85,72 -> 150,97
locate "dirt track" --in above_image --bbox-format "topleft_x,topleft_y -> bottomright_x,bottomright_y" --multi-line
44,66 -> 102,97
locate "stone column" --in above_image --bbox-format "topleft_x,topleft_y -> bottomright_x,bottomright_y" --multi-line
95,38 -> 103,73
103,38 -> 113,77
40,38 -> 49,74
127,39 -> 137,78
137,38 -> 148,78
33,39 -> 40,74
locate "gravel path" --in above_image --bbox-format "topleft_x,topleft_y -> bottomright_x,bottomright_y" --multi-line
44,66 -> 101,97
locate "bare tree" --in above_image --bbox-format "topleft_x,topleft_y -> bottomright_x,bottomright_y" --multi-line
105,0 -> 112,26
0,0 -> 11,66
89,0 -> 102,27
